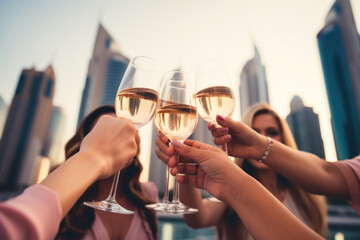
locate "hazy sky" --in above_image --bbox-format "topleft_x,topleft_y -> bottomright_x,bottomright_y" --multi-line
1,0 -> 359,178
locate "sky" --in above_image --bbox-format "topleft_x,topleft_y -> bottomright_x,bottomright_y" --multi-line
0,0 -> 359,180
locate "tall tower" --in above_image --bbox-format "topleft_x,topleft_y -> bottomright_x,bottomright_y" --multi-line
239,45 -> 270,116
317,0 -> 360,159
42,106 -> 66,167
0,96 -> 7,139
286,96 -> 325,158
77,23 -> 130,125
0,66 -> 55,189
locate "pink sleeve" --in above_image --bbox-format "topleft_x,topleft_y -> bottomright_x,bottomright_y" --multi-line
333,156 -> 360,215
0,184 -> 62,240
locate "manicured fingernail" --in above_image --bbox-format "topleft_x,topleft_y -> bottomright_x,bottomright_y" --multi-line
173,140 -> 182,148
217,115 -> 225,121
224,135 -> 231,141
209,123 -> 216,130
220,127 -> 228,134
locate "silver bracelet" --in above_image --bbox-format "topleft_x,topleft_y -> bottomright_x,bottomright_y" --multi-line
258,137 -> 273,163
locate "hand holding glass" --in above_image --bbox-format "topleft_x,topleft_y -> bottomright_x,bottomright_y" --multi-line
146,70 -> 198,214
84,56 -> 159,214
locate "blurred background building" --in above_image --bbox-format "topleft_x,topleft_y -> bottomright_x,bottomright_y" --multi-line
317,0 -> 360,160
239,44 -> 270,117
0,66 -> 55,190
41,106 -> 66,167
0,96 -> 7,139
286,95 -> 325,158
77,23 -> 129,126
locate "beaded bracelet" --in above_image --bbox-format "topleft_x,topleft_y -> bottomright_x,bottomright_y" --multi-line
258,137 -> 273,163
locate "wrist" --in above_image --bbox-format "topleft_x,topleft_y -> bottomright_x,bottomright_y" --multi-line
74,151 -> 106,180
257,137 -> 273,163
221,165 -> 246,203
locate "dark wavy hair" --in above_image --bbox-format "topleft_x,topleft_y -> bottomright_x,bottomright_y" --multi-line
55,105 -> 158,239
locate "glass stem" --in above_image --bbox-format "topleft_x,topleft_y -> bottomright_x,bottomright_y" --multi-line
172,153 -> 180,204
105,170 -> 120,204
163,163 -> 170,203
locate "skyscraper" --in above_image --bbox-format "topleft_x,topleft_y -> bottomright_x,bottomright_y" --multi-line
239,45 -> 270,116
317,0 -> 360,160
0,66 -> 55,189
0,96 -> 7,139
42,106 -> 66,167
77,23 -> 130,125
286,96 -> 325,158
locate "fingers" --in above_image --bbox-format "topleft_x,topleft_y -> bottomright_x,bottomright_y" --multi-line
172,163 -> 198,175
155,148 -> 170,164
157,131 -> 170,144
155,138 -> 170,153
172,140 -> 204,163
176,174 -> 198,187
210,124 -> 229,138
213,134 -> 232,146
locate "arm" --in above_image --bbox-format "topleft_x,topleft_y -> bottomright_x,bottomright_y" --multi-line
211,115 -> 349,199
180,184 -> 226,229
41,115 -> 138,217
171,140 -> 324,240
0,116 -> 138,239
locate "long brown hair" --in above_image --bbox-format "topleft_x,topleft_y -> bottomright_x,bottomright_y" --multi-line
55,105 -> 158,239
218,102 -> 327,239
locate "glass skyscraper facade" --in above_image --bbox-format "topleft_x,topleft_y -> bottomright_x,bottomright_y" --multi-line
239,45 -> 270,116
317,0 -> 360,160
77,23 -> 129,126
286,96 -> 325,158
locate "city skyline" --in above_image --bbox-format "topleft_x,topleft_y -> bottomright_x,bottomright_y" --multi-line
1,0 -> 360,176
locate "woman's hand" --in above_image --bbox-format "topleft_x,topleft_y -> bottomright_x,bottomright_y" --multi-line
209,115 -> 268,160
80,115 -> 139,179
170,140 -> 239,201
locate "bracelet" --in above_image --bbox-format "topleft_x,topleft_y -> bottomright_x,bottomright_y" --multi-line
258,137 -> 273,163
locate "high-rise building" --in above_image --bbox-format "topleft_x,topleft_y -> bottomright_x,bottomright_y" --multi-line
0,96 -> 7,139
0,66 -> 55,190
317,0 -> 360,160
42,106 -> 66,167
286,96 -> 325,158
239,45 -> 270,116
77,23 -> 130,125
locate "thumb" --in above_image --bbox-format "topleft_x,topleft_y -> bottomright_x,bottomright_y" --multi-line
172,140 -> 205,163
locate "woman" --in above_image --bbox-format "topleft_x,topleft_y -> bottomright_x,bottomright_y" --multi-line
156,102 -> 327,239
216,102 -> 327,239
56,105 -> 158,240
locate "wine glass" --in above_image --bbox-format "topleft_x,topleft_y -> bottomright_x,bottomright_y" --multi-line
146,70 -> 198,214
84,56 -> 160,214
194,59 -> 235,201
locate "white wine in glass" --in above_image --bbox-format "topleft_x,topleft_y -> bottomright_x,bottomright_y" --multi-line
84,56 -> 159,214
146,71 -> 198,214
194,59 -> 235,202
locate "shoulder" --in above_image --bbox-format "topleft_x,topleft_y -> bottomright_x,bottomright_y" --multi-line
141,182 -> 158,201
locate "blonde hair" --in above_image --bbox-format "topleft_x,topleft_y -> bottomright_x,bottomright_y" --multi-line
218,102 -> 327,239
